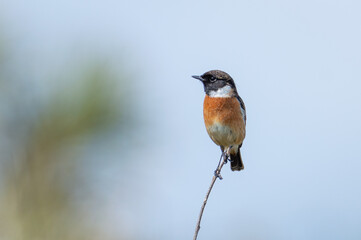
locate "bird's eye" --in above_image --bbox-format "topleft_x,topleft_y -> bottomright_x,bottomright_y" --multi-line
210,76 -> 216,82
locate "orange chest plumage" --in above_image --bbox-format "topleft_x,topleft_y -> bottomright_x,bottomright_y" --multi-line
203,95 -> 244,128
203,95 -> 245,147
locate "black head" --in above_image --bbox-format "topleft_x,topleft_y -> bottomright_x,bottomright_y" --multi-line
192,70 -> 237,96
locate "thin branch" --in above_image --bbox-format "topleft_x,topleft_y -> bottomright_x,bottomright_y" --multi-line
193,148 -> 230,240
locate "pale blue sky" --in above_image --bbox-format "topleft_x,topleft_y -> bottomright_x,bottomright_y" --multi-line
2,0 -> 361,239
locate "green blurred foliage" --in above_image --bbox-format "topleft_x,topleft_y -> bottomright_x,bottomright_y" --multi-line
33,65 -> 121,151
0,37 -> 133,240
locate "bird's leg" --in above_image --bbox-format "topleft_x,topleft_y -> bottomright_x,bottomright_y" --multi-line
226,146 -> 233,162
214,152 -> 224,180
222,146 -> 232,163
213,147 -> 232,180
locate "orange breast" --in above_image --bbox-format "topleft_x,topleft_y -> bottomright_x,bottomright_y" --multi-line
203,95 -> 245,146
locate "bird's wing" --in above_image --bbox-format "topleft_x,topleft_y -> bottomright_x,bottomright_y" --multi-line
237,96 -> 246,125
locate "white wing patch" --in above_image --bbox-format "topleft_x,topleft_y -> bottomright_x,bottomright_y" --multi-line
240,106 -> 246,123
238,97 -> 247,124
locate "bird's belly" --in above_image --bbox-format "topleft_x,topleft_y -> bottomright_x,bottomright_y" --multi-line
206,122 -> 242,147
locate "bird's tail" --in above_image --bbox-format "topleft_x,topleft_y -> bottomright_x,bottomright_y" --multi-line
230,148 -> 244,171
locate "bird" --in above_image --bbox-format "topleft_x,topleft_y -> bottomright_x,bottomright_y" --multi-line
193,70 -> 246,171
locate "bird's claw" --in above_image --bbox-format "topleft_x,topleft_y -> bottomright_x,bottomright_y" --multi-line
214,170 -> 223,180
223,146 -> 232,163
222,152 -> 229,164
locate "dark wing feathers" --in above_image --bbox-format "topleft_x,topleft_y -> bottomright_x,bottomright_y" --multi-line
237,96 -> 246,124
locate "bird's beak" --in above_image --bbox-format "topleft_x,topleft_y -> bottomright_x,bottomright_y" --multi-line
192,75 -> 204,82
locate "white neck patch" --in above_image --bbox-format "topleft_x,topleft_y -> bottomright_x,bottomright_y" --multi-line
208,85 -> 233,98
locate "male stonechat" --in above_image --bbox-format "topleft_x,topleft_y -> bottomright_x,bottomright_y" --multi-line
193,70 -> 246,171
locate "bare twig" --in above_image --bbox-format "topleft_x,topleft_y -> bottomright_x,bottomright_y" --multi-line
193,147 -> 230,240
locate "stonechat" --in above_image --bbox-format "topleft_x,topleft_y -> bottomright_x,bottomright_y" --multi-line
193,70 -> 246,171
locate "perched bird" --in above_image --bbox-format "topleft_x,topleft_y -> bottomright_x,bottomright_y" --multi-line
193,70 -> 246,171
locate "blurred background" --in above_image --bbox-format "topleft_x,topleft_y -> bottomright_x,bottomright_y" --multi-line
1,0 -> 361,239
